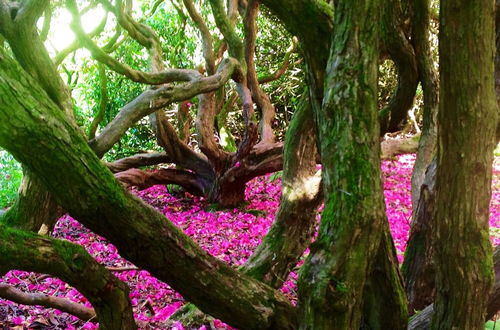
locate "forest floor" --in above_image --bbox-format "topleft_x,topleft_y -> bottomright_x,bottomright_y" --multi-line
0,154 -> 499,329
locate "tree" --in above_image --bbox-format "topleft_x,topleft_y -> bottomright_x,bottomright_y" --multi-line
432,0 -> 498,327
0,0 -> 498,329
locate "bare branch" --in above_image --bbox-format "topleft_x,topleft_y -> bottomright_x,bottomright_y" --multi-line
0,283 -> 96,321
244,0 -> 275,144
115,167 -> 206,195
88,63 -> 108,139
208,0 -> 244,62
183,0 -> 216,74
154,112 -> 215,183
39,5 -> 52,41
258,38 -> 298,84
91,57 -> 238,157
68,0 -> 195,84
106,152 -> 171,173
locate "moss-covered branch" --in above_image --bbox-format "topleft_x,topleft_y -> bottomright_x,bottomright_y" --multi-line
0,224 -> 135,329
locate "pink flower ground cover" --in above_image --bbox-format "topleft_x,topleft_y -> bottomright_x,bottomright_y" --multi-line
1,155 -> 499,329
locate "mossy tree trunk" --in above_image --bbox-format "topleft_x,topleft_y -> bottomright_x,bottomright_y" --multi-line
297,0 -> 406,328
1,169 -> 63,234
432,0 -> 498,328
0,47 -> 296,330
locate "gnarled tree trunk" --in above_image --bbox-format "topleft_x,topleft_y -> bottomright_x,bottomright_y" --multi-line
432,0 -> 498,327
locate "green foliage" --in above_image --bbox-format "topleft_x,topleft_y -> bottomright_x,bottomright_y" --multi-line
485,320 -> 498,329
268,171 -> 283,182
0,149 -> 22,209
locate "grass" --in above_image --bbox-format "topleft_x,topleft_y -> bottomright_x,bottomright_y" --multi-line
0,149 -> 22,209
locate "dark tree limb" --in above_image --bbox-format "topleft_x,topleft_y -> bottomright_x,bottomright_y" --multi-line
115,168 -> 205,195
379,0 -> 419,134
0,283 -> 96,322
402,159 -> 437,314
410,0 -> 439,212
257,38 -> 298,84
182,0 -> 216,75
0,225 -> 135,329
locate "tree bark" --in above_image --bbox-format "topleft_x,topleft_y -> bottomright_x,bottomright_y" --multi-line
408,246 -> 500,329
432,0 -> 498,327
297,1 -> 406,328
402,159 -> 437,314
243,92 -> 321,287
0,283 -> 96,321
409,0 -> 439,213
0,224 -> 135,329
1,169 -> 62,234
0,48 -> 296,330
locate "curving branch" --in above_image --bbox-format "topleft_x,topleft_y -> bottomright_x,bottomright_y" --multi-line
0,283 -> 96,321
208,0 -> 245,63
183,0 -> 216,74
39,5 -> 52,41
154,112 -> 215,185
67,0 -> 199,84
87,63 -> 108,140
379,0 -> 419,134
258,38 -> 298,84
115,167 -> 205,195
90,57 -> 239,157
244,0 -> 276,144
106,152 -> 171,173
0,224 -> 135,329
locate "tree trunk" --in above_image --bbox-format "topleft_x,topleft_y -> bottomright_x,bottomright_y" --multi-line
297,0 -> 406,327
242,91 -> 321,287
432,0 -> 498,327
402,158 -> 437,314
1,169 -> 62,234
0,48 -> 296,330
408,246 -> 500,330
410,0 -> 439,214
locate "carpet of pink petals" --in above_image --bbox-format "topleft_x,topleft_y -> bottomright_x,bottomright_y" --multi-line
1,155 -> 499,329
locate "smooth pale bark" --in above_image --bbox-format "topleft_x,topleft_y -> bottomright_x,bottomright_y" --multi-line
297,0 -> 404,328
0,48 -> 296,330
0,224 -> 135,329
432,0 -> 498,328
